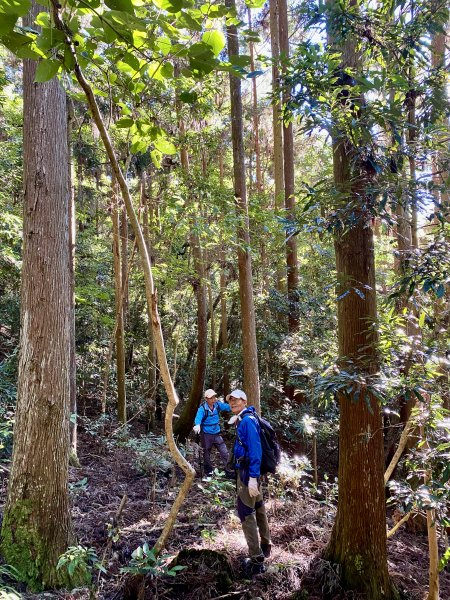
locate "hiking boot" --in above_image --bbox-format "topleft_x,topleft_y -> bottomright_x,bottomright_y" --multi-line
242,557 -> 266,578
261,543 -> 272,558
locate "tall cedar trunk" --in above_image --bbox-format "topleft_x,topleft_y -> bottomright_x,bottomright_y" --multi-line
112,179 -> 127,423
173,100 -> 208,441
406,59 -> 418,249
209,277 -> 217,389
142,170 -> 157,428
278,0 -> 299,330
225,0 -> 261,412
67,97 -> 78,463
1,1 -> 73,587
431,14 -> 449,216
220,248 -> 230,399
248,8 -> 262,193
270,0 -> 285,293
324,2 -> 397,597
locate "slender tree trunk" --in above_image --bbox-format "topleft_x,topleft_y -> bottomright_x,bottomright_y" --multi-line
220,248 -> 230,399
226,0 -> 261,412
120,205 -> 129,330
1,2 -> 73,587
173,96 -> 208,440
248,8 -> 262,194
270,0 -> 285,293
142,170 -> 157,429
112,178 -> 127,423
209,276 -> 217,389
278,0 -> 298,330
324,2 -> 397,597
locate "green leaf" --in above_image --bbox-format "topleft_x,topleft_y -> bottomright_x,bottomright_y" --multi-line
152,0 -> 182,13
104,0 -> 134,13
160,61 -> 173,79
201,30 -> 225,56
245,0 -> 265,6
0,0 -> 31,17
147,62 -> 165,81
229,54 -> 251,67
179,90 -> 198,103
0,13 -> 18,34
2,31 -> 41,59
115,117 -> 134,128
418,311 -> 426,329
151,149 -> 162,168
154,138 -> 176,155
156,36 -> 171,56
34,59 -> 61,83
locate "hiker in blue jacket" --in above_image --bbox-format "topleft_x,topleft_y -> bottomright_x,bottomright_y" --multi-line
228,389 -> 271,577
193,389 -> 232,476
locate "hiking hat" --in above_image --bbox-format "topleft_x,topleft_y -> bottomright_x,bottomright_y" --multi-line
204,389 -> 217,399
226,389 -> 247,402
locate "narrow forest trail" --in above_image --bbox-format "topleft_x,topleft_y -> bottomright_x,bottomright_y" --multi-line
1,423 -> 449,600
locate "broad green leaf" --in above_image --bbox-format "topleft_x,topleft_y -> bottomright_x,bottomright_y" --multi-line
156,36 -> 171,56
0,0 -> 31,17
176,11 -> 202,31
229,54 -> 251,67
104,0 -> 134,14
147,62 -> 165,81
34,58 -> 61,82
35,27 -> 66,53
0,13 -> 18,34
115,117 -> 134,128
122,52 -> 140,71
201,30 -> 225,56
151,149 -> 162,168
152,0 -> 182,14
154,138 -> 176,155
160,61 -> 173,78
179,90 -> 198,103
189,56 -> 215,78
3,31 -> 41,59
245,0 -> 265,6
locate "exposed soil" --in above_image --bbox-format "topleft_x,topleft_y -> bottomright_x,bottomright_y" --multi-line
1,418 -> 449,600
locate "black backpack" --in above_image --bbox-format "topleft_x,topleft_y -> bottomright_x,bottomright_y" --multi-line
236,413 -> 281,475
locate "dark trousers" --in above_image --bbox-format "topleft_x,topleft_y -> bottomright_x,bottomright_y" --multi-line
201,432 -> 229,474
237,473 -> 271,560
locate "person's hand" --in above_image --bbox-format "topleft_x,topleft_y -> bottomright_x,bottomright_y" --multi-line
248,477 -> 259,497
193,424 -> 201,434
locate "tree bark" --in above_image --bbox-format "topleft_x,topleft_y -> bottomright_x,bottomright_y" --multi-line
324,2 -> 398,597
226,0 -> 261,412
1,2 -> 73,587
50,1 -> 195,557
112,178 -> 127,423
142,170 -> 157,429
278,0 -> 298,330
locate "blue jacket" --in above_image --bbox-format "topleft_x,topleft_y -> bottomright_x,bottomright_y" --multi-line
194,401 -> 231,434
233,406 -> 262,481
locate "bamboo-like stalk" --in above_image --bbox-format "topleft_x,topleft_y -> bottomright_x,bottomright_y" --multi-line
50,2 -> 195,555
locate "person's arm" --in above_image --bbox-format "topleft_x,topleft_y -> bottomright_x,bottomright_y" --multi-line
194,404 -> 205,426
217,401 -> 232,413
241,417 -> 262,479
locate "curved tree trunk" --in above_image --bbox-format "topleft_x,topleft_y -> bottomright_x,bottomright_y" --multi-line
49,2 -> 195,556
1,1 -> 73,587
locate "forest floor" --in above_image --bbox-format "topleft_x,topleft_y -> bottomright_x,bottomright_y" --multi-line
1,417 -> 450,600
